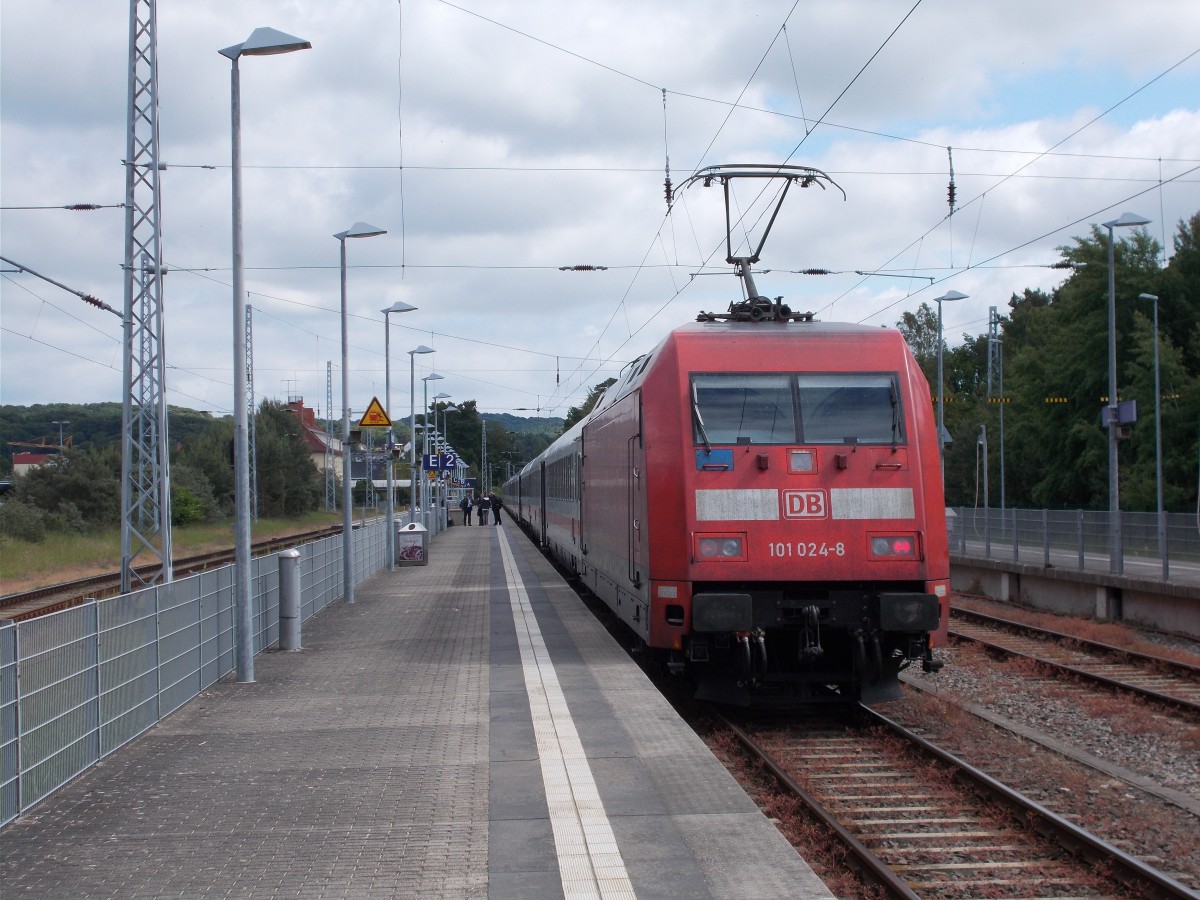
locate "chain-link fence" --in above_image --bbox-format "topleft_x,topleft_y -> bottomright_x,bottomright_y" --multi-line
1,520 -> 387,827
949,507 -> 1200,584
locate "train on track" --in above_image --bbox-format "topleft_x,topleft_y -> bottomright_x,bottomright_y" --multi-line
503,164 -> 949,705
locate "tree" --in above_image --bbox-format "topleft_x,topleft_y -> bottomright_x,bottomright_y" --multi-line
254,401 -> 322,517
562,379 -> 616,433
896,302 -> 940,384
7,444 -> 121,529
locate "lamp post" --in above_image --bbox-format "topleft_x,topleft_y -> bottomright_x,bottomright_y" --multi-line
422,373 -> 444,529
50,420 -> 69,448
932,290 -> 968,476
382,301 -> 417,569
407,346 -> 434,523
220,26 -> 310,683
1103,212 -> 1151,574
335,221 -> 387,604
1139,292 -> 1167,579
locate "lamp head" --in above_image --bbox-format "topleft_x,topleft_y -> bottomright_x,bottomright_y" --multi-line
933,289 -> 968,304
423,373 -> 445,383
1138,293 -> 1158,302
408,344 -> 435,356
335,221 -> 387,241
1103,212 -> 1151,229
220,27 -> 311,60
383,301 -> 417,315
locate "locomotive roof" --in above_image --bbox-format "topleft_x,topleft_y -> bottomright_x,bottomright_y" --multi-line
673,319 -> 900,339
591,318 -> 908,416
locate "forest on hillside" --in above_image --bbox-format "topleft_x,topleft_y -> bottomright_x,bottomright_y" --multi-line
900,212 -> 1200,513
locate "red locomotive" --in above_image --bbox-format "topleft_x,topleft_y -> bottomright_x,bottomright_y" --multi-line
504,165 -> 949,704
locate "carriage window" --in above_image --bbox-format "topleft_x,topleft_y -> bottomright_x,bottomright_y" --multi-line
692,374 -> 796,444
797,374 -> 902,444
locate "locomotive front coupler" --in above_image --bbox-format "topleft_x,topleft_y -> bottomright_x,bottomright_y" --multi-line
922,647 -> 944,673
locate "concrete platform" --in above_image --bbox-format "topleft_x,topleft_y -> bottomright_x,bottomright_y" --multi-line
1,522 -> 833,899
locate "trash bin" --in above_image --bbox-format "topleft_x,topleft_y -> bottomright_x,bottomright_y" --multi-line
396,522 -> 428,566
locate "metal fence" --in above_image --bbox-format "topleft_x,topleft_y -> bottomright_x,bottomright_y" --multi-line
1,520 -> 387,827
950,507 -> 1200,583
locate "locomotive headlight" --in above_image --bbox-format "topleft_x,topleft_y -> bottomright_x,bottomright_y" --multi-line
696,534 -> 746,561
870,534 -> 919,558
789,449 -> 815,473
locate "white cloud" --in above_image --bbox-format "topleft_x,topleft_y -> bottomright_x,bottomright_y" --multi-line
3,0 -> 1198,426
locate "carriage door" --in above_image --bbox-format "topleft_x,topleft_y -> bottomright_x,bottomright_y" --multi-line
538,460 -> 548,547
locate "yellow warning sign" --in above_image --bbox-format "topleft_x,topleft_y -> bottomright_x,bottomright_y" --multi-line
357,396 -> 392,428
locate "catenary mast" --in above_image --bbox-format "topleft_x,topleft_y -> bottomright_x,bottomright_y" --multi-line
120,0 -> 173,591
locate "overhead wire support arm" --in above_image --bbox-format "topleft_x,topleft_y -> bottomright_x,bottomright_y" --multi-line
0,255 -> 123,318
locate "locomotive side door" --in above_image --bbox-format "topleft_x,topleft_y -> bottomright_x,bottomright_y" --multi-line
628,399 -> 644,587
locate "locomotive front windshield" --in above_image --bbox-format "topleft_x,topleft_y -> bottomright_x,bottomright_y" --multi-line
692,372 -> 903,445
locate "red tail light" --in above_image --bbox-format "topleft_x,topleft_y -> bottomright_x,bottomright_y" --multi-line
870,534 -> 920,559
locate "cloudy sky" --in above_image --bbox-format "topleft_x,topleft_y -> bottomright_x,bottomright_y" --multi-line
3,1 -> 1198,431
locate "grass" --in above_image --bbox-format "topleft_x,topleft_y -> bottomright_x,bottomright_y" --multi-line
0,510 -> 345,595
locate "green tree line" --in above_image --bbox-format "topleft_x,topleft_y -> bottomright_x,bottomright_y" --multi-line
901,212 -> 1200,512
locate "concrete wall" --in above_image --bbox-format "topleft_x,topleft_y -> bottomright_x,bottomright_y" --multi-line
950,554 -> 1200,640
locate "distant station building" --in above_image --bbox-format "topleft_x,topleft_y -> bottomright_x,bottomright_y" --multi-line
285,398 -> 342,477
11,451 -> 55,476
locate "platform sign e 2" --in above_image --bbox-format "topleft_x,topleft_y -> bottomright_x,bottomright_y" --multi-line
783,489 -> 827,519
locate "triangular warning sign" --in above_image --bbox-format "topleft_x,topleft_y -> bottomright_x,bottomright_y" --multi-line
358,396 -> 392,428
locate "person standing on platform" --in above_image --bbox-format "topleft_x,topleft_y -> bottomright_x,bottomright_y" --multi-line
477,492 -> 490,525
490,493 -> 503,525
459,494 -> 473,526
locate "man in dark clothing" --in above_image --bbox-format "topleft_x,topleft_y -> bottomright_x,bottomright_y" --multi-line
490,493 -> 503,525
459,494 -> 473,525
477,493 -> 490,525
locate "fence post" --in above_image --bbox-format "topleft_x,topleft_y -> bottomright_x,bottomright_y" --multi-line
1077,509 -> 1085,570
278,549 -> 302,651
1043,509 -> 1050,568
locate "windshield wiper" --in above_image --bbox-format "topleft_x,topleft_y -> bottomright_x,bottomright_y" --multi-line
691,382 -> 712,454
890,380 -> 901,449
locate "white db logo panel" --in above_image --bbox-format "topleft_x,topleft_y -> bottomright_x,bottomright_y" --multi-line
784,489 -> 827,519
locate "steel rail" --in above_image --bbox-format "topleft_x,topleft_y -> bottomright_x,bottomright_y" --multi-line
950,608 -> 1200,716
861,704 -> 1198,899
717,711 -> 921,900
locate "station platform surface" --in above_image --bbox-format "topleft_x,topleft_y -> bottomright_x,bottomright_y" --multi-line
1,519 -> 834,899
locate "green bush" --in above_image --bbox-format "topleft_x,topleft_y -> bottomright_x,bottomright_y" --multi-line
0,500 -> 48,542
44,501 -> 87,534
172,487 -> 207,526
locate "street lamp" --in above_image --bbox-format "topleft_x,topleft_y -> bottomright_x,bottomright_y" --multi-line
220,26 -> 310,683
1103,211 -> 1151,574
50,420 -> 69,448
407,346 -> 434,523
1139,292 -> 1167,579
932,290 -> 968,474
382,301 -> 417,570
335,221 -> 387,605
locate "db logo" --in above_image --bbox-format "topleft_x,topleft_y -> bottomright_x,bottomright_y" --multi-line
784,489 -> 827,519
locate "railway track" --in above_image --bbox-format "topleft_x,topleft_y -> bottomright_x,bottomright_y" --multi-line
719,705 -> 1195,898
949,606 -> 1200,716
0,525 -> 344,622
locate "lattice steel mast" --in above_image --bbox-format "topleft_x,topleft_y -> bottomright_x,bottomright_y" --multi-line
120,0 -> 173,592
